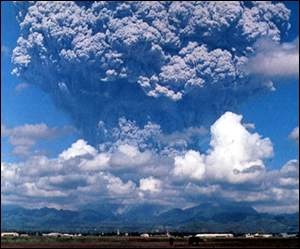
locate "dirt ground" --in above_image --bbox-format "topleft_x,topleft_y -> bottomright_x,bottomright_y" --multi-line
1,237 -> 299,248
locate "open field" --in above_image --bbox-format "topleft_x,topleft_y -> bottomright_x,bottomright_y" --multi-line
1,236 -> 299,248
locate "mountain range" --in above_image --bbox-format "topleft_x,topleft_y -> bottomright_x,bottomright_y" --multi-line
1,202 -> 298,233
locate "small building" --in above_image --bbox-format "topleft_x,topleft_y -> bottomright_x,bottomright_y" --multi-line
253,233 -> 272,238
195,233 -> 234,238
20,234 -> 29,237
140,233 -> 150,238
62,233 -> 75,238
1,232 -> 19,237
261,234 -> 272,238
245,233 -> 254,238
280,233 -> 298,238
42,232 -> 63,237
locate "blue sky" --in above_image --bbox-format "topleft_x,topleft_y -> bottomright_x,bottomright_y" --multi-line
1,1 -> 78,161
239,1 -> 299,169
1,1 -> 299,213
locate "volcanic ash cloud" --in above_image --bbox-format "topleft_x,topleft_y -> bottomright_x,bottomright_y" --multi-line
12,1 -> 291,145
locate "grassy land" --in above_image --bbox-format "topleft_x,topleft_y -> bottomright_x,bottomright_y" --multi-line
1,236 -> 299,248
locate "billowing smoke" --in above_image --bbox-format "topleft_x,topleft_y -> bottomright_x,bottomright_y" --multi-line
12,1 -> 291,145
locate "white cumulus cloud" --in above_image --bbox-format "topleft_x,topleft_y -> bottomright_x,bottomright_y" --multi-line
173,112 -> 273,184
174,150 -> 206,180
1,117 -> 298,213
139,177 -> 162,193
245,38 -> 299,77
2,123 -> 74,158
289,126 -> 299,144
206,112 -> 273,183
59,139 -> 97,160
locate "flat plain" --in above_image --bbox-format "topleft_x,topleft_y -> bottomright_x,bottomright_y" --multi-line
1,236 -> 299,248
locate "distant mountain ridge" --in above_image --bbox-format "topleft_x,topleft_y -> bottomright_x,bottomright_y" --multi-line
1,202 -> 298,233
